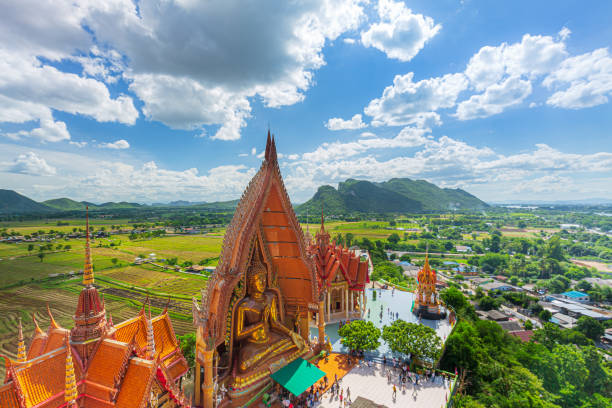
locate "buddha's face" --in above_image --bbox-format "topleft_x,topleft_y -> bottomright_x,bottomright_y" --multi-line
248,269 -> 266,295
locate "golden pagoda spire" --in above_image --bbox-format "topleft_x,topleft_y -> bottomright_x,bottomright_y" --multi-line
64,337 -> 77,406
32,313 -> 44,335
83,206 -> 94,286
17,317 -> 26,363
47,304 -> 60,329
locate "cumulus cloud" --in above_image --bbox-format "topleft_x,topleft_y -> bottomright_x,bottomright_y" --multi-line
7,152 -> 56,176
0,0 -> 368,142
465,34 -> 568,91
98,139 -> 130,149
82,0 -> 366,140
360,0 -> 440,62
543,48 -> 612,109
455,76 -> 532,120
325,114 -> 367,130
364,72 -> 467,126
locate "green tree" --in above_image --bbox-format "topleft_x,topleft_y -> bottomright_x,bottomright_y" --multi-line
399,254 -> 411,263
539,309 -> 552,323
382,320 -> 442,362
27,244 -> 34,253
338,320 -> 380,352
178,332 -> 196,369
387,233 -> 400,245
490,234 -> 501,253
111,258 -> 118,266
37,252 -> 45,262
345,232 -> 354,247
478,296 -> 499,311
576,316 -> 604,342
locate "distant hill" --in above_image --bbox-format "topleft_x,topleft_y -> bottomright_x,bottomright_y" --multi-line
43,198 -> 87,211
0,190 -> 53,214
297,178 -> 488,214
190,199 -> 239,211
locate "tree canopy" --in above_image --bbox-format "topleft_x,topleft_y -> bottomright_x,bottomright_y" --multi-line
382,319 -> 442,362
338,320 -> 381,352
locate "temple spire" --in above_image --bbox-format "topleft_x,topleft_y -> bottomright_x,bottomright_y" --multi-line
64,337 -> 77,406
47,304 -> 60,329
32,313 -> 44,335
83,206 -> 94,286
17,317 -> 26,363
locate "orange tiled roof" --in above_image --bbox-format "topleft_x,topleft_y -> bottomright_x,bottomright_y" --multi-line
310,240 -> 369,290
42,328 -> 69,355
113,315 -> 148,351
86,339 -> 131,391
13,345 -> 82,407
0,383 -> 20,408
152,314 -> 178,360
165,356 -> 189,382
115,358 -> 155,408
27,332 -> 47,360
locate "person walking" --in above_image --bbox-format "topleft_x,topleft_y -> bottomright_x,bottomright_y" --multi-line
392,384 -> 397,399
346,387 -> 350,402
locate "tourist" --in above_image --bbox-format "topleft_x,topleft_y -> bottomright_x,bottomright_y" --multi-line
339,393 -> 343,406
392,384 -> 397,399
346,386 -> 350,402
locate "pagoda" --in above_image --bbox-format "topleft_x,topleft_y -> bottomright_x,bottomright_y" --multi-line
0,208 -> 189,408
412,252 -> 447,319
192,133 -> 320,408
307,212 -> 370,324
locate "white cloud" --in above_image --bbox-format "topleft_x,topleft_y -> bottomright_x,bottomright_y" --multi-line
465,34 -> 568,91
325,114 -> 367,130
455,76 -> 532,120
360,131 -> 376,138
558,27 -> 571,41
360,0 -> 440,62
69,141 -> 87,148
7,152 -> 56,176
543,48 -> 612,109
302,126 -> 429,163
364,72 -> 468,126
98,139 -> 130,149
343,38 -> 356,44
251,147 -> 257,155
5,117 -> 71,143
82,0 -> 366,140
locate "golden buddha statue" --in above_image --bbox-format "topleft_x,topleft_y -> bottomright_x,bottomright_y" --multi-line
234,249 -> 305,374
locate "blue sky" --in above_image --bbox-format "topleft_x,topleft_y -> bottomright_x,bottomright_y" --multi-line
0,0 -> 611,204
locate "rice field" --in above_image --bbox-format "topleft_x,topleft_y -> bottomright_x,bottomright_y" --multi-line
97,265 -> 207,297
121,235 -> 223,262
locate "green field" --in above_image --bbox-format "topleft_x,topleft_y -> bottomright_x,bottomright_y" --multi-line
121,235 -> 222,262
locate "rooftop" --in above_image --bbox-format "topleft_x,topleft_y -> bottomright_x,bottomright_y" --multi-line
561,290 -> 589,298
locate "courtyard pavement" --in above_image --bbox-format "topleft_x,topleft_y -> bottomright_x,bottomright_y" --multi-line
311,288 -> 454,361
316,360 -> 452,408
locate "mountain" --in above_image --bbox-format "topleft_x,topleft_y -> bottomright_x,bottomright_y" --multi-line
0,190 -> 53,214
297,178 -> 488,214
43,198 -> 87,211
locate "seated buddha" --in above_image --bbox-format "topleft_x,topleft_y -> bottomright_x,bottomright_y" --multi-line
234,249 -> 305,374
